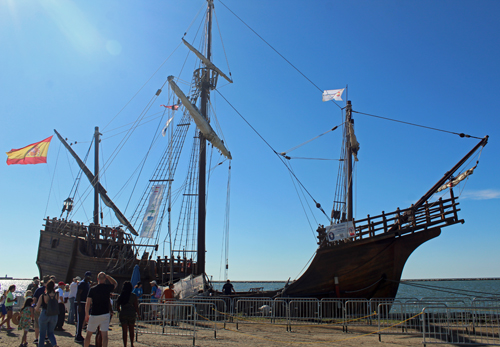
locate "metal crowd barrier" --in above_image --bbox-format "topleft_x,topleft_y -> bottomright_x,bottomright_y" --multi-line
131,295 -> 500,346
136,302 -> 198,345
376,302 -> 435,341
422,306 -> 500,346
233,297 -> 275,327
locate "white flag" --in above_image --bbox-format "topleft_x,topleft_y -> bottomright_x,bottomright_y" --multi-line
161,116 -> 174,137
322,88 -> 345,102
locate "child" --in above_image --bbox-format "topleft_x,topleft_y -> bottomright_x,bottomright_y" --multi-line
0,290 -> 7,322
18,298 -> 34,347
0,285 -> 16,330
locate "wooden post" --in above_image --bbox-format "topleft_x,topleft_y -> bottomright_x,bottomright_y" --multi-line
382,212 -> 387,233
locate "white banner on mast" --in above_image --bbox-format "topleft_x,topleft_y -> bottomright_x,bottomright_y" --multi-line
140,185 -> 165,238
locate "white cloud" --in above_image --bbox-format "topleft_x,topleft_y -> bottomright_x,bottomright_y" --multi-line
460,189 -> 500,200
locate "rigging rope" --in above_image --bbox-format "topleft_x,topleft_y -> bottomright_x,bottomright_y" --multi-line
392,279 -> 500,298
280,126 -> 339,156
44,141 -> 62,219
216,89 -> 330,221
218,0 -> 342,110
353,110 -> 483,139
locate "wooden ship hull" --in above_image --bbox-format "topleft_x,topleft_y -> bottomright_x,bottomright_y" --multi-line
282,184 -> 478,300
284,227 -> 441,299
36,217 -> 198,288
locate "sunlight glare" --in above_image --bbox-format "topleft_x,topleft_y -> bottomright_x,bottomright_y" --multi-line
39,0 -> 102,55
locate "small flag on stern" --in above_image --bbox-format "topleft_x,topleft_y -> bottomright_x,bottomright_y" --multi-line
322,88 -> 345,102
6,136 -> 53,165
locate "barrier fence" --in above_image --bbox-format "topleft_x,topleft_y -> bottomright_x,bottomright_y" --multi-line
422,306 -> 500,346
120,296 -> 500,346
136,302 -> 198,345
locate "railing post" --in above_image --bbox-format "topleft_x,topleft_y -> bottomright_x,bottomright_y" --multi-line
367,214 -> 372,237
449,188 -> 459,221
396,208 -> 401,230
439,198 -> 445,221
382,211 -> 387,233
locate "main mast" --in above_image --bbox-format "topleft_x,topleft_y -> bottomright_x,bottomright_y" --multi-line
93,126 -> 100,226
197,0 -> 213,276
345,101 -> 353,222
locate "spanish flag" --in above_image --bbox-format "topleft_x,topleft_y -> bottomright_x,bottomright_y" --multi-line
6,136 -> 53,165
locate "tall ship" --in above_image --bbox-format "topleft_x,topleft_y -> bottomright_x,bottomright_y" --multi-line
36,0 -> 488,298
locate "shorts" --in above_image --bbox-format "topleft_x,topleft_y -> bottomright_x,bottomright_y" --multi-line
119,315 -> 136,325
0,304 -> 6,315
5,306 -> 13,312
87,313 -> 110,332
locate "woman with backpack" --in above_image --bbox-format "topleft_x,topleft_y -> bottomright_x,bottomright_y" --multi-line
117,281 -> 140,347
35,280 -> 59,347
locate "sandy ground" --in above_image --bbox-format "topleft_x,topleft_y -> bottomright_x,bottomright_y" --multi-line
0,316 -> 469,347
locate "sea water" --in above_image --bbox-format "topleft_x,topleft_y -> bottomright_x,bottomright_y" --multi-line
3,278 -> 499,299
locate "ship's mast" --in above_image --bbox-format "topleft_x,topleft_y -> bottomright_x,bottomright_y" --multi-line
93,126 -> 100,225
197,0 -> 213,275
345,101 -> 353,222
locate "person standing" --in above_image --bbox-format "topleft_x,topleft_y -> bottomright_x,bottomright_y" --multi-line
35,280 -> 59,347
83,272 -> 117,347
32,275 -> 50,344
132,282 -> 143,301
117,281 -> 140,347
27,277 -> 40,292
74,272 -> 91,343
18,297 -> 34,347
55,282 -> 66,330
149,280 -> 159,320
0,290 -> 7,322
222,279 -> 235,295
160,282 -> 176,325
0,284 -> 16,330
68,276 -> 79,325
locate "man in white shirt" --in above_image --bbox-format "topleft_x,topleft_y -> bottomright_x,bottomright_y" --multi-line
68,276 -> 79,325
55,281 -> 66,331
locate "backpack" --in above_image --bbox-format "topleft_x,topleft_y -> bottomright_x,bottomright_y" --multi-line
154,287 -> 162,299
46,294 -> 59,316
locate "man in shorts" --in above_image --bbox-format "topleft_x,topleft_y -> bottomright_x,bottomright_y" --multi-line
84,272 -> 117,347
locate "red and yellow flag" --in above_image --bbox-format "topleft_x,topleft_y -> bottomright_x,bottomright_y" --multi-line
6,136 -> 53,165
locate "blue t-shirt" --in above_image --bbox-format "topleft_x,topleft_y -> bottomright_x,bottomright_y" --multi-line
33,285 -> 45,306
150,286 -> 158,303
132,287 -> 143,300
77,280 -> 90,304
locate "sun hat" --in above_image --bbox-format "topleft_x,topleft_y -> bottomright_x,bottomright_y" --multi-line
12,312 -> 21,325
58,281 -> 65,286
150,280 -> 157,285
75,276 -> 81,281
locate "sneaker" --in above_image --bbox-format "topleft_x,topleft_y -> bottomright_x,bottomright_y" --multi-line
33,339 -> 38,344
74,337 -> 84,343
7,327 -> 15,330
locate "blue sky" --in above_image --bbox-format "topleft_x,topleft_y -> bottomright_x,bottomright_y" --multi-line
1,0 -> 499,282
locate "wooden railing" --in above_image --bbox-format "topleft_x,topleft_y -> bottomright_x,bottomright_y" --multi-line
319,195 -> 462,248
352,196 -> 462,241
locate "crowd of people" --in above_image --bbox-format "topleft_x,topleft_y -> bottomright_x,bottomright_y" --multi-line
0,272 -> 150,347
